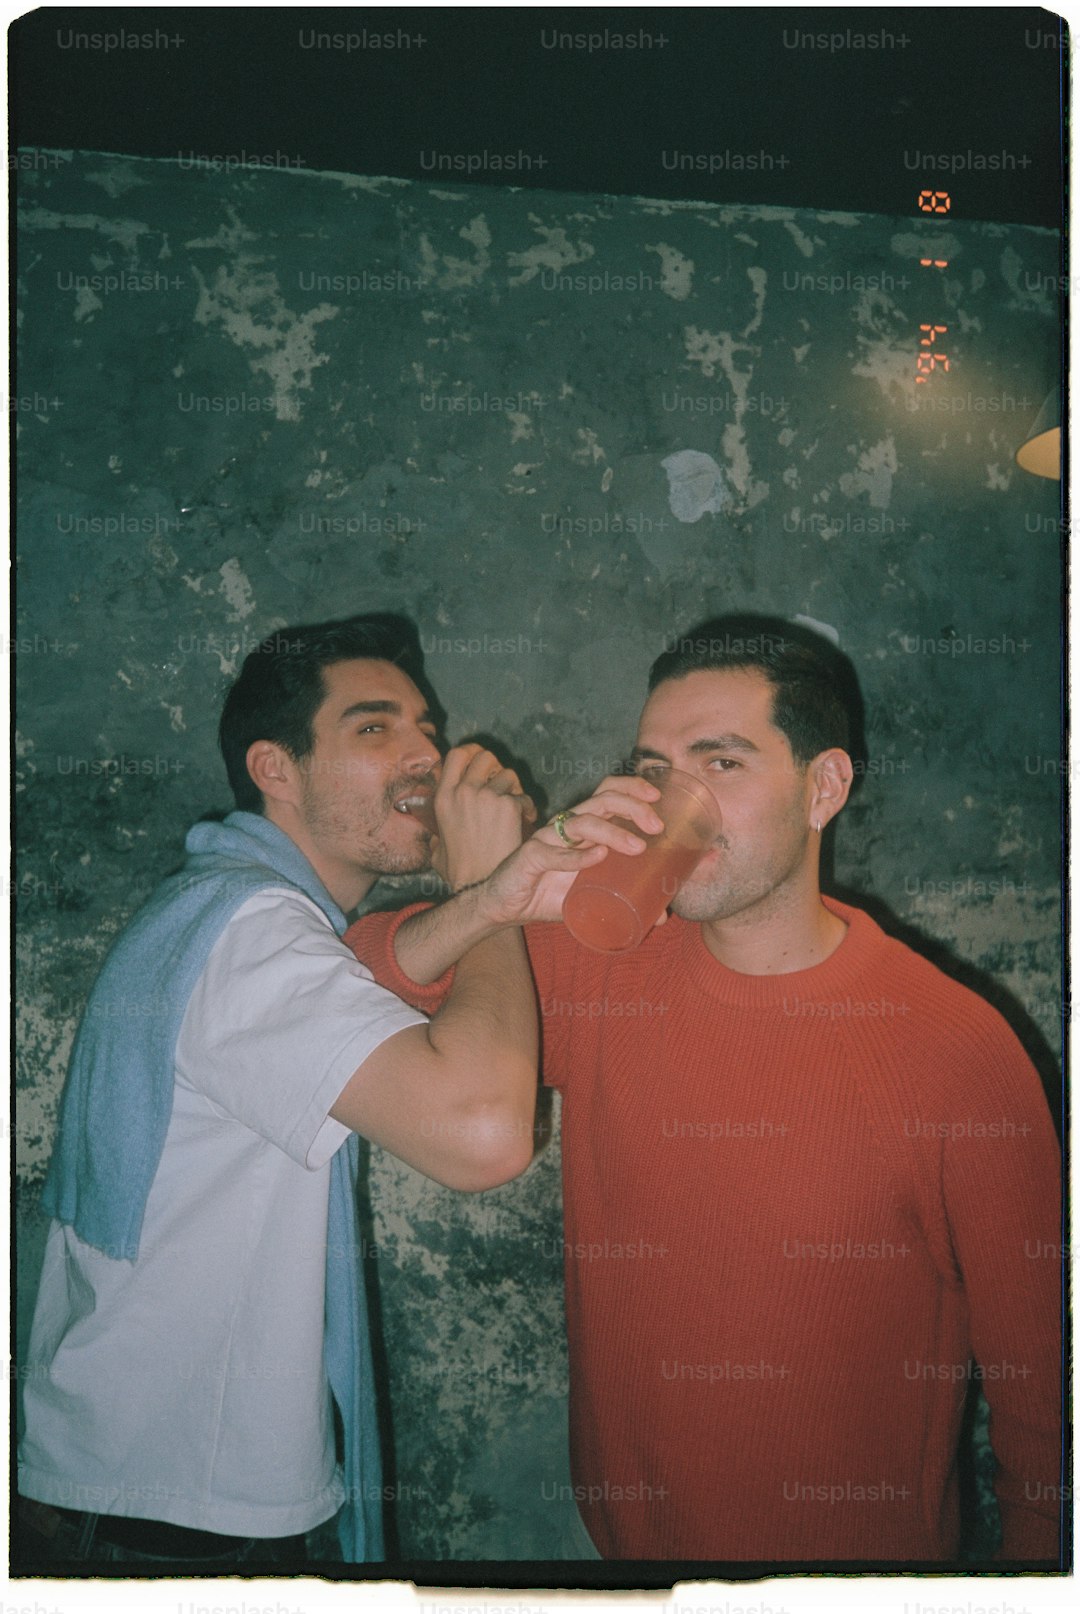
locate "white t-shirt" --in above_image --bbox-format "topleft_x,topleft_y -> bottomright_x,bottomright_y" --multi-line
18,887 -> 427,1538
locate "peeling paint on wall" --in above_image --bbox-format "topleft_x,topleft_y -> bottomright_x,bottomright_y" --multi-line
190,261 -> 339,421
645,241 -> 694,301
661,450 -> 729,523
838,435 -> 899,509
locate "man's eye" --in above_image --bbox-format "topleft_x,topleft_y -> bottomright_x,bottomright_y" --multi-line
358,724 -> 384,735
710,757 -> 741,771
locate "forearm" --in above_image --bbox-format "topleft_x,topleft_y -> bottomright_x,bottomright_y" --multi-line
385,772 -> 663,984
392,880 -> 508,985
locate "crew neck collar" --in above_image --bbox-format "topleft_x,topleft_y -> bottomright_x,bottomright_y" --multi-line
678,895 -> 889,1008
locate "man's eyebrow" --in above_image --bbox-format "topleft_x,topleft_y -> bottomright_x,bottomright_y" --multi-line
336,700 -> 436,727
630,734 -> 760,761
687,733 -> 760,755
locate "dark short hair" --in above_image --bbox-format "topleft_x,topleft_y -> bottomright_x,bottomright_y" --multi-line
218,613 -> 433,813
647,613 -> 858,764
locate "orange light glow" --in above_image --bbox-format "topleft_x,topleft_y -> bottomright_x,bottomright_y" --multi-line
917,190 -> 951,214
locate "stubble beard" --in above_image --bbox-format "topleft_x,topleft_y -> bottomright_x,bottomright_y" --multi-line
299,770 -> 435,878
669,818 -> 811,925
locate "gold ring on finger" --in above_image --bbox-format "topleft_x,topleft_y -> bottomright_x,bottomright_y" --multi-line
552,810 -> 577,846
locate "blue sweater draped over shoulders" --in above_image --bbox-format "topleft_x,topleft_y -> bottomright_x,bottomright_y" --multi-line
40,810 -> 383,1561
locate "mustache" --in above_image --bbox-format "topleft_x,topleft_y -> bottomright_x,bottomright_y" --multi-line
383,771 -> 439,811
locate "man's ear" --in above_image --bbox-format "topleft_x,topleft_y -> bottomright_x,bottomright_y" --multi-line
246,740 -> 300,809
809,748 -> 853,832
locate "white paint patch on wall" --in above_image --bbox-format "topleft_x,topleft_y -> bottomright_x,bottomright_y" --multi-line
15,944 -> 79,1180
891,230 -> 962,262
18,205 -> 150,258
418,214 -> 493,290
681,325 -> 769,506
84,163 -> 151,200
72,284 -> 103,322
783,220 -> 818,259
14,729 -> 37,796
183,205 -> 258,253
218,557 -> 257,620
998,244 -> 1053,312
507,218 -> 594,286
743,267 -> 767,337
661,450 -> 728,523
371,1151 -> 454,1283
572,428 -> 606,466
838,435 -> 899,509
645,242 -> 694,301
683,325 -> 736,380
506,463 -> 542,492
850,287 -> 914,399
189,260 -> 339,422
852,342 -> 913,397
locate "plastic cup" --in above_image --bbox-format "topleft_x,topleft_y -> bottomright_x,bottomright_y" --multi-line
561,768 -> 722,953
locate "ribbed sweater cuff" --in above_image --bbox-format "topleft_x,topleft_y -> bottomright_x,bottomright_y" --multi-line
345,902 -> 454,1015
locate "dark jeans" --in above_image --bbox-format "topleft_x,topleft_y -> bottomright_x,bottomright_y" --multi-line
14,1496 -> 311,1574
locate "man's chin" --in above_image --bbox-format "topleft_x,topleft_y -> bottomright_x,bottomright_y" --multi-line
371,849 -> 434,878
670,877 -> 737,924
670,896 -> 716,924
367,814 -> 439,878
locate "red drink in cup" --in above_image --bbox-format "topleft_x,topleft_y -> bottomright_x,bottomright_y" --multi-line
562,769 -> 722,953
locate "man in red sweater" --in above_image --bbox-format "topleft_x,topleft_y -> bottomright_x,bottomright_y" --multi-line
347,618 -> 1063,1565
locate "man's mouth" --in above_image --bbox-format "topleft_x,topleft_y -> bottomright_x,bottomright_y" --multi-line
391,790 -> 437,830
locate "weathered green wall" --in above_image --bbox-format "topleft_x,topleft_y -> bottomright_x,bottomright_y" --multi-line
15,150 -> 1062,1560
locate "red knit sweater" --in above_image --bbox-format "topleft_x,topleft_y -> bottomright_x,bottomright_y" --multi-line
346,897 -> 1063,1563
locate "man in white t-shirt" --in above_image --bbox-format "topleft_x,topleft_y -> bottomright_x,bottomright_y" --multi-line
15,613 -> 649,1572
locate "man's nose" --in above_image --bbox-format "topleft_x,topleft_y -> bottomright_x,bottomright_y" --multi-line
403,733 -> 441,776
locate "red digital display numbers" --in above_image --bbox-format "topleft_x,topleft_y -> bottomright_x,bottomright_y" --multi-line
915,190 -> 950,384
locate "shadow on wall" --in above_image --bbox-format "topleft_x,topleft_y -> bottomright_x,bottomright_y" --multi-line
827,876 -> 1063,1139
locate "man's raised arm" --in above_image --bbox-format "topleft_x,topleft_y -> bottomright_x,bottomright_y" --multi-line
362,773 -> 666,987
333,773 -> 664,1187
